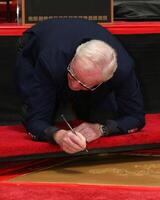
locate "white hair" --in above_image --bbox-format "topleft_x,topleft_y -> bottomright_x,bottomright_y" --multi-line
74,40 -> 118,81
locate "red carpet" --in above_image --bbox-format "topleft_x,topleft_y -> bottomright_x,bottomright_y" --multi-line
0,114 -> 160,160
0,182 -> 160,200
1,22 -> 160,36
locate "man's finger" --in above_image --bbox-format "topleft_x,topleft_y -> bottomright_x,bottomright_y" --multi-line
73,131 -> 87,146
64,135 -> 86,151
62,143 -> 79,154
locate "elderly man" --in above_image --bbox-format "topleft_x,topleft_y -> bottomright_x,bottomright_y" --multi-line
16,19 -> 145,154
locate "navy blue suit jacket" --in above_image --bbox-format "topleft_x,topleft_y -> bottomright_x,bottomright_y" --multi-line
16,19 -> 145,142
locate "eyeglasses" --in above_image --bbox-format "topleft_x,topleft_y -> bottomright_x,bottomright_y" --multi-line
67,65 -> 103,91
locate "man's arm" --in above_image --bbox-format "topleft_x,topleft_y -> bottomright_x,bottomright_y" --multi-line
17,52 -> 87,153
17,52 -> 60,143
73,69 -> 145,142
113,68 -> 145,134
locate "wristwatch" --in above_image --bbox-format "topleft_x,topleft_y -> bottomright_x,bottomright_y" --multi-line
99,124 -> 110,136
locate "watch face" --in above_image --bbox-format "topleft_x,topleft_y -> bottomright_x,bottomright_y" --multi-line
102,125 -> 109,136
102,125 -> 106,135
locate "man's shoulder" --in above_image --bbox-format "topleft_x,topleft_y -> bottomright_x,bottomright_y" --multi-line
111,60 -> 134,86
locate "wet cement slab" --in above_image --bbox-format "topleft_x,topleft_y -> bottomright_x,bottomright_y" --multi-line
10,154 -> 160,186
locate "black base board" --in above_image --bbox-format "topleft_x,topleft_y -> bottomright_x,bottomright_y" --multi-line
1,143 -> 160,162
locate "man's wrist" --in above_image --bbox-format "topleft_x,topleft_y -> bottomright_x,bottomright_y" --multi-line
53,130 -> 66,145
99,120 -> 122,136
99,124 -> 109,136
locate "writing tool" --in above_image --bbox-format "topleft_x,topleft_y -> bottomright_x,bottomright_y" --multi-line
61,114 -> 88,152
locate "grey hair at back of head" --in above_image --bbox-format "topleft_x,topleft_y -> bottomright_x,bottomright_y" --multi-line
75,40 -> 118,81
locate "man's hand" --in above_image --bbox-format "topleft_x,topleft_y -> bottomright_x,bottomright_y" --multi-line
73,122 -> 102,142
53,129 -> 86,154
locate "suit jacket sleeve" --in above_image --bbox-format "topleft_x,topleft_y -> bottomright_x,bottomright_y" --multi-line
17,48 -> 59,143
114,68 -> 145,134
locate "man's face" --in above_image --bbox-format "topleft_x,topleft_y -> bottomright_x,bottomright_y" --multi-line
67,58 -> 103,91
